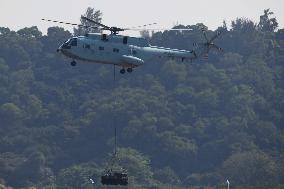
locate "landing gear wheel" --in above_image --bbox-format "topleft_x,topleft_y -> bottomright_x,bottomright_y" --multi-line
70,60 -> 77,66
120,69 -> 126,74
127,68 -> 133,73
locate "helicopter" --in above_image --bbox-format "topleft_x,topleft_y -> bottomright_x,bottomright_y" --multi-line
42,16 -> 223,74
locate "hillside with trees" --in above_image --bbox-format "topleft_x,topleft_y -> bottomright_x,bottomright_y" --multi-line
0,8 -> 283,189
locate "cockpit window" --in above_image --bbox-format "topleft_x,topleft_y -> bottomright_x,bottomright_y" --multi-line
64,39 -> 71,44
70,38 -> 77,46
62,39 -> 71,49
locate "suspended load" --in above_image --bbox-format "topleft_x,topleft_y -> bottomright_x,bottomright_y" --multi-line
101,128 -> 128,185
101,171 -> 128,185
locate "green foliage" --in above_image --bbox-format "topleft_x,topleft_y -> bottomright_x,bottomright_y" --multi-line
0,103 -> 23,120
57,162 -> 100,189
221,151 -> 279,189
73,7 -> 102,36
118,148 -> 154,187
17,26 -> 42,39
0,9 -> 283,189
258,9 -> 278,32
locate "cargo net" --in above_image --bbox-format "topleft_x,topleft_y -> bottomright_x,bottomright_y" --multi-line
101,151 -> 128,185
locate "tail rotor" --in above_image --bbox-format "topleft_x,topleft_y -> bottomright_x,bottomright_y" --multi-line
202,28 -> 210,43
196,28 -> 224,59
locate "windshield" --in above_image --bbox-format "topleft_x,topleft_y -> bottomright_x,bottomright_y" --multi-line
70,38 -> 77,46
64,38 -> 77,46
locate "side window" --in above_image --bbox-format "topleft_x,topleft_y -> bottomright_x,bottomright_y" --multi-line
84,44 -> 91,49
132,50 -> 137,55
99,46 -> 104,50
101,34 -> 107,41
113,48 -> 119,53
123,36 -> 128,44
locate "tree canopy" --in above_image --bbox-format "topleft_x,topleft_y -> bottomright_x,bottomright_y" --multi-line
0,8 -> 283,189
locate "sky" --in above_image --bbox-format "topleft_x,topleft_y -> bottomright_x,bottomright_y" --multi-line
1,0 -> 284,36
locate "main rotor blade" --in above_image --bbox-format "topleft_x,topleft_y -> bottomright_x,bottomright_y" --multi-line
166,28 -> 193,31
41,18 -> 100,30
127,23 -> 158,29
81,16 -> 110,29
123,28 -> 192,31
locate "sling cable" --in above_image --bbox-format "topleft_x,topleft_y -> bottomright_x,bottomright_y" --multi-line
100,65 -> 128,186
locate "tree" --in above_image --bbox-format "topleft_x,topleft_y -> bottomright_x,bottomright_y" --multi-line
118,148 -> 154,187
154,167 -> 181,185
0,27 -> 11,35
0,103 -> 23,121
73,7 -> 102,36
160,60 -> 187,89
0,9 -> 283,189
17,26 -> 42,39
229,18 -> 265,56
258,9 -> 278,32
57,162 -> 100,189
221,151 -> 279,189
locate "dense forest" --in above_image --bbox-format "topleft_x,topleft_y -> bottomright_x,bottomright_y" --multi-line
0,8 -> 283,189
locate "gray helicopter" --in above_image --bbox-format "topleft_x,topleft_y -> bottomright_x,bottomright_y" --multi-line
42,16 -> 223,74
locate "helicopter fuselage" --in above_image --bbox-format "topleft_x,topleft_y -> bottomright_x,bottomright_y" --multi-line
58,33 -> 202,72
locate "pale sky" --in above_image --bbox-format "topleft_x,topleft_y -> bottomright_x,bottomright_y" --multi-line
1,0 -> 284,36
